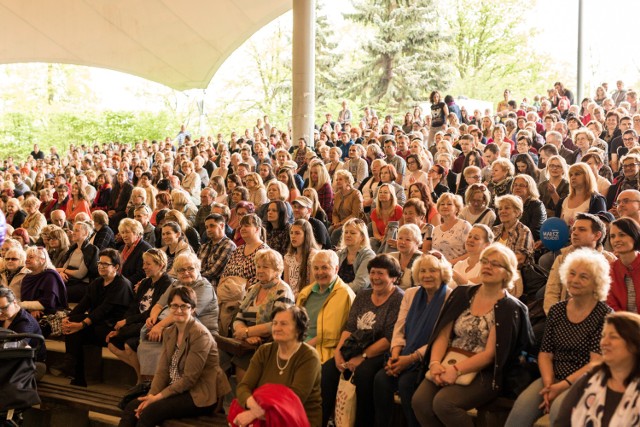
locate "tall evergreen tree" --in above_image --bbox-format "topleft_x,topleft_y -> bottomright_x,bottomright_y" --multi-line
315,0 -> 340,108
343,0 -> 453,110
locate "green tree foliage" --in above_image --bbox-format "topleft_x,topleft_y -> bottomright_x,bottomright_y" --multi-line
343,0 -> 454,111
447,0 -> 554,101
315,0 -> 340,109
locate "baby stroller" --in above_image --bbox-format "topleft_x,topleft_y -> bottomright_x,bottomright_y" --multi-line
0,328 -> 44,426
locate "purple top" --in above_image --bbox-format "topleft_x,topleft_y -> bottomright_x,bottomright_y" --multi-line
20,269 -> 68,314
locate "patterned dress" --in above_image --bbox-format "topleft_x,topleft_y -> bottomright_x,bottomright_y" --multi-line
221,243 -> 269,288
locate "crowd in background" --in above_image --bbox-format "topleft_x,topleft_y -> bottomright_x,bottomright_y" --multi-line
1,80 -> 640,427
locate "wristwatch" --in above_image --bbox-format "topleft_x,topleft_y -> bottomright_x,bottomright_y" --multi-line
361,352 -> 368,360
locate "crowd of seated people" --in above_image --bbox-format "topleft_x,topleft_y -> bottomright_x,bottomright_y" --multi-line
1,82 -> 640,426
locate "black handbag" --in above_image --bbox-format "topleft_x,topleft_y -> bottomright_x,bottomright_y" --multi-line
340,329 -> 376,361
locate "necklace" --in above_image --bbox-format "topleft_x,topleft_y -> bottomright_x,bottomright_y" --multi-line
276,343 -> 302,375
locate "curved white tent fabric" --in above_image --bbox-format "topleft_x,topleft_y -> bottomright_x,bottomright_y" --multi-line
0,0 -> 291,90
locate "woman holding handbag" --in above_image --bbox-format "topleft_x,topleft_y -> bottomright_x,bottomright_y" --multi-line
321,254 -> 404,427
411,244 -> 534,427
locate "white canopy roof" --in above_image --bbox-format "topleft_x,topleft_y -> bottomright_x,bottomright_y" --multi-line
0,0 -> 291,90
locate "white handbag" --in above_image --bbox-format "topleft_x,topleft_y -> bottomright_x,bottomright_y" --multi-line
334,372 -> 357,427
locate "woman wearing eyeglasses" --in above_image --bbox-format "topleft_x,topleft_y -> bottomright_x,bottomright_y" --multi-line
119,286 -> 231,427
412,244 -> 534,426
537,155 -> 569,217
459,183 -> 496,227
57,249 -> 133,387
140,252 -> 219,382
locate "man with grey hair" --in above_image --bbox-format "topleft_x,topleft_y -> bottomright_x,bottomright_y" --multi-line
296,249 -> 356,362
545,131 -> 574,164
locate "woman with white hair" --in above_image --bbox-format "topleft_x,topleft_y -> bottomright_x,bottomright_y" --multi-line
0,245 -> 30,299
424,193 -> 471,264
21,197 -> 47,243
505,249 -> 613,427
20,246 -> 67,318
388,224 -> 423,290
375,252 -> 453,427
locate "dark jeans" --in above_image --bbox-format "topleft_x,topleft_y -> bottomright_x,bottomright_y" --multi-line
321,355 -> 384,427
373,365 -> 421,427
65,315 -> 111,383
411,371 -> 499,427
119,392 -> 215,427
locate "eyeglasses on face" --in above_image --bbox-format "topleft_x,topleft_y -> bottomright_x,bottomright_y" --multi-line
176,266 -> 196,274
617,198 -> 640,205
4,257 -> 19,262
622,163 -> 640,169
97,262 -> 115,268
480,258 -> 505,269
169,303 -> 191,312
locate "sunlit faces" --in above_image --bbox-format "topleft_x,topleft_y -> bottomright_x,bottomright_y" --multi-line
267,184 -> 281,200
408,185 -> 423,200
255,260 -> 279,284
575,133 -> 591,151
342,225 -> 364,248
568,168 -> 586,188
493,127 -> 505,141
205,219 -> 225,241
417,260 -> 442,293
266,203 -> 279,223
600,323 -> 634,367
479,252 -> 508,284
142,257 -> 163,279
497,203 -> 518,225
491,164 -> 507,182
616,191 -> 640,218
609,224 -> 635,256
547,160 -> 564,177
310,167 -> 319,184
621,159 -> 640,179
271,309 -> 298,344
564,262 -> 596,298
605,115 -> 618,129
231,190 -> 243,204
511,178 -> 529,198
369,267 -> 395,289
396,229 -> 419,253
437,199 -> 456,217
377,186 -> 392,203
120,228 -> 136,246
288,224 -> 307,249
312,256 -> 338,288
161,226 -> 181,247
570,219 -> 600,248
465,227 -> 489,254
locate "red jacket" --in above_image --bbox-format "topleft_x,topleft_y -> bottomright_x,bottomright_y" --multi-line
608,253 -> 640,312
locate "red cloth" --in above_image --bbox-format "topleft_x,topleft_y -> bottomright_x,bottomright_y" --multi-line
227,384 -> 310,427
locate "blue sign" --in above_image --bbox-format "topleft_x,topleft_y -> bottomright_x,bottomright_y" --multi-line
540,217 -> 569,252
